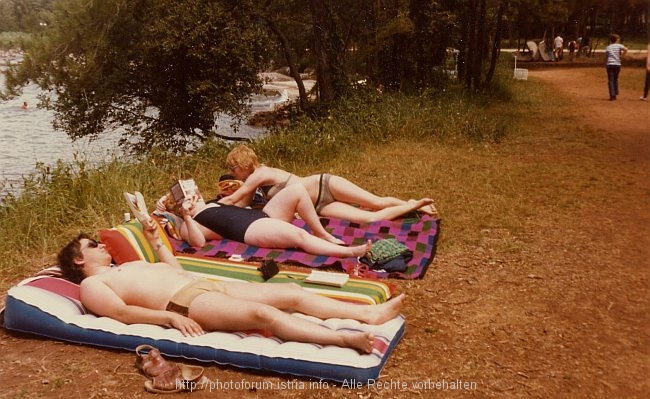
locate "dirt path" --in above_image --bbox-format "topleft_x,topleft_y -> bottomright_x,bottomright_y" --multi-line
1,67 -> 648,399
521,67 -> 650,396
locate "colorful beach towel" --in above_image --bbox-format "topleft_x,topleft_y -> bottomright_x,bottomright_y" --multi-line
169,214 -> 440,279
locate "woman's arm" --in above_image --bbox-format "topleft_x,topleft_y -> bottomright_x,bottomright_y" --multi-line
219,167 -> 275,206
180,214 -> 207,247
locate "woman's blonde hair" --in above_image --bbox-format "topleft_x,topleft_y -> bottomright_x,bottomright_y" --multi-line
226,144 -> 260,172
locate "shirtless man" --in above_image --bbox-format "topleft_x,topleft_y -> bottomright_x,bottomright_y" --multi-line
219,144 -> 436,223
58,224 -> 405,353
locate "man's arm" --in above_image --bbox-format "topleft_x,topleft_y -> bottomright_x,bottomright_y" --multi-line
80,278 -> 204,336
142,219 -> 182,269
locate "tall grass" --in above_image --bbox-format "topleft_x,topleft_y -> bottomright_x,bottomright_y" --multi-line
0,63 -> 521,289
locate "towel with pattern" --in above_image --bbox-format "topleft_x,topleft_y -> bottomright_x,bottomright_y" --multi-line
168,214 -> 440,279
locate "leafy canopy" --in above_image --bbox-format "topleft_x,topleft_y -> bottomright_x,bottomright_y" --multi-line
5,0 -> 272,153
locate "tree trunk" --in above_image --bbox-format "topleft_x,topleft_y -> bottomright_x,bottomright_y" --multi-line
309,0 -> 342,102
485,2 -> 506,84
265,17 -> 309,111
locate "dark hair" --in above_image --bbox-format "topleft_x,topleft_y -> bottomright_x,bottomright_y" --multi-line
610,34 -> 620,43
58,233 -> 91,284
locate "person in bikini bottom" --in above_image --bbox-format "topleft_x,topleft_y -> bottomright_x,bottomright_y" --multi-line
57,225 -> 405,354
166,279 -> 225,317
314,173 -> 335,214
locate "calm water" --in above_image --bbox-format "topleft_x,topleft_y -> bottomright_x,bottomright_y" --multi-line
0,59 -> 273,197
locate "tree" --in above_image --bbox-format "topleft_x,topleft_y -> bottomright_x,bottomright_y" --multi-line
4,0 -> 272,153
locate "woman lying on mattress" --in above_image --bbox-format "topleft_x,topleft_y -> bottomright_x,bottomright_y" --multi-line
57,222 -> 404,353
218,144 -> 437,223
157,181 -> 371,258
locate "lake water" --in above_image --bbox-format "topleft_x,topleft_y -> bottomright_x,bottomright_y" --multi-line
0,55 -> 276,197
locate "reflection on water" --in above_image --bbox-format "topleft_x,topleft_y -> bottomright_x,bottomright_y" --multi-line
1,58 -> 280,197
0,70 -> 124,196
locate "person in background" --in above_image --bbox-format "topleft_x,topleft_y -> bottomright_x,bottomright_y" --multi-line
20,101 -> 28,109
554,34 -> 564,61
605,33 -> 628,101
641,43 -> 650,101
568,40 -> 577,61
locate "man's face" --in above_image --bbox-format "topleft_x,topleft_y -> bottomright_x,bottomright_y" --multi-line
78,238 -> 112,266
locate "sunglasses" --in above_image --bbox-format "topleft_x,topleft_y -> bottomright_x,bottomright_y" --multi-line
82,239 -> 101,250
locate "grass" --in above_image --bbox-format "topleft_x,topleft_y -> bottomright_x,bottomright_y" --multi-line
0,32 -> 31,51
0,60 -> 620,292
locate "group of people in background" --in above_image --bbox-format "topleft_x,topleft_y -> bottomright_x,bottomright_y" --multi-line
550,32 -> 649,102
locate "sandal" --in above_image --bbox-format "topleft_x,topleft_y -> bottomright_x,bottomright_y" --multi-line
135,345 -> 204,393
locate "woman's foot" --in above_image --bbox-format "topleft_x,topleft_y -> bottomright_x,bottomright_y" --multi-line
415,199 -> 438,216
349,239 -> 372,258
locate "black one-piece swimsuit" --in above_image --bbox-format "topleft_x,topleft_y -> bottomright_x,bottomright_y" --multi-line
193,204 -> 269,243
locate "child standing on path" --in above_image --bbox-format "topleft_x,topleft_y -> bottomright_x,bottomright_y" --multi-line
605,33 -> 628,101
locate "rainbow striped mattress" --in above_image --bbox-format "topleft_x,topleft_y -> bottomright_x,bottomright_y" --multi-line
2,251 -> 405,382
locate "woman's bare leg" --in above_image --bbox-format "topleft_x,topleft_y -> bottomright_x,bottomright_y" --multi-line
218,281 -> 405,325
189,292 -> 375,352
245,219 -> 371,258
326,176 -> 437,218
262,184 -> 344,244
320,198 -> 435,223
327,175 -> 406,209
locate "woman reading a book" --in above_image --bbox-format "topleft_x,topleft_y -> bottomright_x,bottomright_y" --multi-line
218,144 -> 437,223
157,183 -> 371,258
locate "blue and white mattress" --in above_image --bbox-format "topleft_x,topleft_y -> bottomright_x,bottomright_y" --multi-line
2,264 -> 405,383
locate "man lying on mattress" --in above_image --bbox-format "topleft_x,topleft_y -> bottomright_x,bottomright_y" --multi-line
57,219 -> 405,353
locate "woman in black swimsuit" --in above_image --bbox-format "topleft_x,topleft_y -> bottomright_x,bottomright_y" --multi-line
172,183 -> 371,258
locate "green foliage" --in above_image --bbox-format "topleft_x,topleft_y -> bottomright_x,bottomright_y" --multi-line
0,67 -> 519,284
0,31 -> 31,50
4,0 -> 272,154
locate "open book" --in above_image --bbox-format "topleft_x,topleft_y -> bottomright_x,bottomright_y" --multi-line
304,270 -> 350,287
169,179 -> 199,207
123,191 -> 152,225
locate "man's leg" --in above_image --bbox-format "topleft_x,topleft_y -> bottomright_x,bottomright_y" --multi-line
607,66 -> 616,99
188,291 -> 375,352
218,281 -> 405,324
